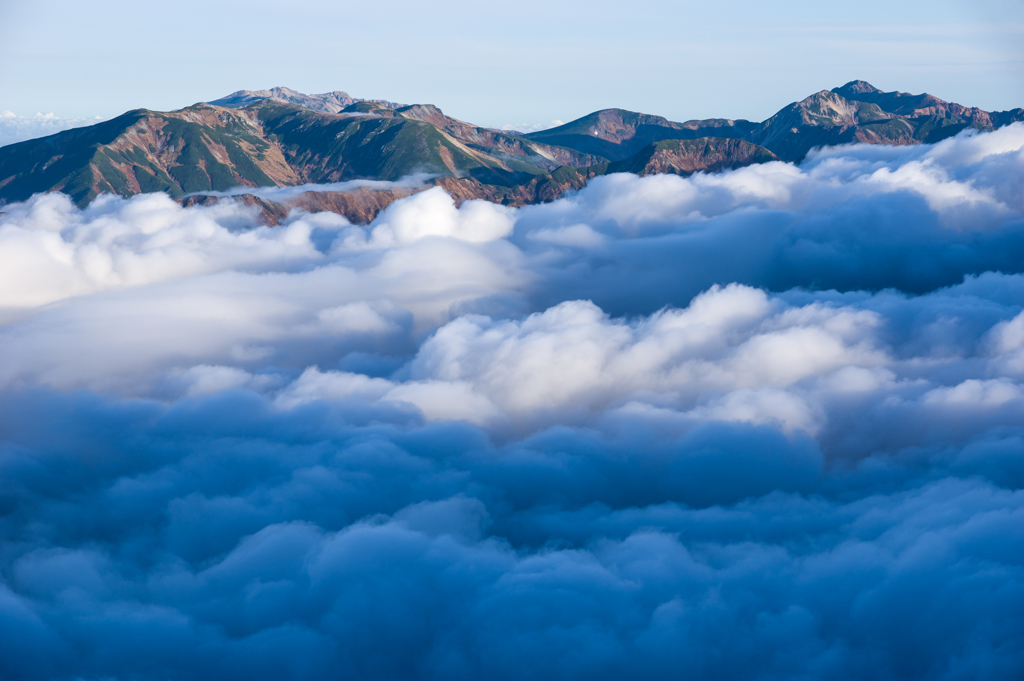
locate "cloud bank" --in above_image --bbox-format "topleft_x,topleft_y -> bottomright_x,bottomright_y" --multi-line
2,126 -> 1024,680
0,111 -> 105,148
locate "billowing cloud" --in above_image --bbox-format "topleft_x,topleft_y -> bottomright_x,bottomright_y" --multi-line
514,123 -> 1024,315
2,126 -> 1024,680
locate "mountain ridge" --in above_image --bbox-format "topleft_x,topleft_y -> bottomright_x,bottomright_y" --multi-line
209,87 -> 405,113
1,81 -> 1021,223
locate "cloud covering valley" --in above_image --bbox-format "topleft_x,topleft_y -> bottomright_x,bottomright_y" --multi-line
2,126 -> 1024,679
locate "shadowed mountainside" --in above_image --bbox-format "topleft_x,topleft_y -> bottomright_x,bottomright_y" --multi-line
531,81 -> 1024,163
523,110 -> 758,161
605,138 -> 777,175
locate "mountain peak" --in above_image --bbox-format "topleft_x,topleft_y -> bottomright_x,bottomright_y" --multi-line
208,88 -> 404,115
2,82 -> 1020,214
833,80 -> 882,96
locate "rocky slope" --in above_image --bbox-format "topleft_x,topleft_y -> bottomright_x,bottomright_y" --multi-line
605,138 -> 777,176
525,110 -> 758,161
744,90 -> 911,161
209,87 -> 404,113
1,81 -> 1020,220
536,81 -> 1024,163
0,100 -> 601,206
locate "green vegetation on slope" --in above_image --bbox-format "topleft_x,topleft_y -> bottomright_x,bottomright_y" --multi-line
3,81 -> 1020,210
0,111 -> 146,204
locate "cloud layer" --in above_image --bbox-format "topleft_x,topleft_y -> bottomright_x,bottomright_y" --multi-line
0,111 -> 105,148
2,126 -> 1024,680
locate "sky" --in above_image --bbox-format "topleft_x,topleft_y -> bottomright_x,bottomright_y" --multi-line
0,0 -> 1022,131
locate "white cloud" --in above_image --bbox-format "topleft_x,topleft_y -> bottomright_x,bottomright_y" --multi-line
0,111 -> 105,147
922,378 -> 1023,407
176,364 -> 277,397
527,223 -> 607,248
0,125 -> 1022,418
275,367 -> 394,409
0,192 -> 323,309
365,187 -> 516,247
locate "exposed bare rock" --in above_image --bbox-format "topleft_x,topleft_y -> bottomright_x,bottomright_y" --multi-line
210,87 -> 403,113
525,109 -> 758,161
284,187 -> 424,224
179,193 -> 290,225
607,138 -> 778,176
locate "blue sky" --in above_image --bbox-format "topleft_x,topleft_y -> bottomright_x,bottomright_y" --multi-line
1,0 -> 1022,127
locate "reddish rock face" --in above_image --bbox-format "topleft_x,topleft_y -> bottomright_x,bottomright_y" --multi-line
179,187 -> 424,226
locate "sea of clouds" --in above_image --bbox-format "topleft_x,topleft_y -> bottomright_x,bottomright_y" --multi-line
1,125 -> 1024,680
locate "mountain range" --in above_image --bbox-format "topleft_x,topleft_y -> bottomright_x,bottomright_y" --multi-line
1,81 -> 1020,223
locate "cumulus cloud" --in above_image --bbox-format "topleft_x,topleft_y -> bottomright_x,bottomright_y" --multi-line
514,123 -> 1024,315
2,126 -> 1024,680
0,192 -> 324,309
363,187 -> 517,247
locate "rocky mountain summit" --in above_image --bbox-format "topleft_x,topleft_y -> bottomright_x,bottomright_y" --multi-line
209,87 -> 404,113
744,81 -> 1022,161
531,81 -> 1023,165
1,81 -> 1020,223
524,110 -> 758,161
